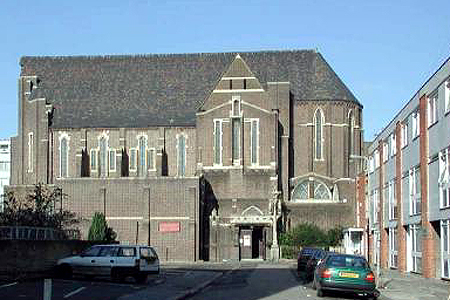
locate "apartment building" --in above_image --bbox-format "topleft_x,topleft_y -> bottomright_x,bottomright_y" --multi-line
0,139 -> 11,212
365,56 -> 450,279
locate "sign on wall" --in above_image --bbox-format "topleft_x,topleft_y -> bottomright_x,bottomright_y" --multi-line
158,222 -> 180,232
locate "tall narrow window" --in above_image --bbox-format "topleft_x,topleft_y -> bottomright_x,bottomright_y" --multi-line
401,121 -> 408,148
373,189 -> 379,224
251,119 -> 259,165
439,147 -> 450,208
412,110 -> 420,138
388,180 -> 397,220
410,224 -> 422,273
390,133 -> 396,157
109,149 -> 116,172
348,111 -> 354,156
129,149 -> 137,171
90,149 -> 97,172
28,132 -> 34,173
445,80 -> 450,114
232,98 -> 240,117
389,227 -> 398,268
314,109 -> 324,160
442,220 -> 450,279
138,136 -> 147,177
232,118 -> 241,165
60,136 -> 68,178
99,136 -> 108,177
409,167 -> 421,215
428,94 -> 438,127
177,135 -> 186,176
213,120 -> 223,165
147,148 -> 155,170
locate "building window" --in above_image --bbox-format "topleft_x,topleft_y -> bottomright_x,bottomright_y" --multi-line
60,136 -> 69,178
314,109 -> 324,160
389,227 -> 398,269
213,120 -> 223,165
177,134 -> 186,177
388,180 -> 397,220
445,80 -> 450,114
374,149 -> 380,169
369,156 -> 374,173
90,149 -> 97,172
138,136 -> 147,177
147,148 -> 155,170
129,148 -> 137,171
251,119 -> 259,165
372,189 -> 379,224
390,133 -> 396,157
99,136 -> 108,177
401,121 -> 408,148
442,220 -> 450,279
409,224 -> 422,273
348,110 -> 354,156
232,118 -> 241,165
439,147 -> 450,208
291,179 -> 332,202
409,167 -> 421,215
428,94 -> 438,127
232,98 -> 241,117
27,132 -> 33,173
412,110 -> 420,139
383,142 -> 389,163
109,149 -> 116,172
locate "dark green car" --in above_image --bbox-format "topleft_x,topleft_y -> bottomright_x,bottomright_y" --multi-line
313,253 -> 380,299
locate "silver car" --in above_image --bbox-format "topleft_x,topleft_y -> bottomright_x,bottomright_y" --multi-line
55,245 -> 160,283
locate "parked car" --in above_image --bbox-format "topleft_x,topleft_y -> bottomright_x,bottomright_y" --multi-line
55,244 -> 160,283
312,253 -> 379,299
297,247 -> 321,272
305,249 -> 327,281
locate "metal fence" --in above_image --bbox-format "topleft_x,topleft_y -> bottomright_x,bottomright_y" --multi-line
0,226 -> 80,240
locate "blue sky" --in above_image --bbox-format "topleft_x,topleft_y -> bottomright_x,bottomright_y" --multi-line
1,0 -> 449,140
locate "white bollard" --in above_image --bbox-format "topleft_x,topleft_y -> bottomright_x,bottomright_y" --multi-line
43,279 -> 52,300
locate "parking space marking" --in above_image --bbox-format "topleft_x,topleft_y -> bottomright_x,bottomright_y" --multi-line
63,286 -> 86,298
0,282 -> 18,289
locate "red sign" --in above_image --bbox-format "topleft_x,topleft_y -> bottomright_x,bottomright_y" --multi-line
158,222 -> 180,232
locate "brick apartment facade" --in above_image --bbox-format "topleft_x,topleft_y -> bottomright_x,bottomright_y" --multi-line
360,56 -> 450,279
9,50 -> 363,261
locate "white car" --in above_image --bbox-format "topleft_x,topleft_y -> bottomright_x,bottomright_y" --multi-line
55,244 -> 160,283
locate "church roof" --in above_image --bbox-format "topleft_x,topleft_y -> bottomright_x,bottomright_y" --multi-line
20,50 -> 361,129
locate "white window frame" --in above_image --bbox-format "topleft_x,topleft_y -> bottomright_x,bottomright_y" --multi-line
232,117 -> 241,165
59,134 -> 70,178
109,149 -> 116,172
390,133 -> 396,157
383,142 -> 389,163
213,119 -> 223,166
90,148 -> 98,172
372,189 -> 379,224
428,94 -> 438,127
389,227 -> 398,269
177,133 -> 187,177
129,148 -> 137,172
409,224 -> 422,273
369,156 -> 374,173
412,110 -> 420,139
401,122 -> 408,148
388,180 -> 397,220
231,95 -> 241,117
409,167 -> 421,215
98,135 -> 109,177
250,118 -> 259,166
445,80 -> 450,114
147,148 -> 156,171
374,149 -> 380,169
441,220 -> 450,279
27,132 -> 34,173
439,147 -> 450,209
137,135 -> 148,177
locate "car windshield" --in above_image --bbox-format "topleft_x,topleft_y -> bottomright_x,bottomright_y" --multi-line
328,256 -> 368,268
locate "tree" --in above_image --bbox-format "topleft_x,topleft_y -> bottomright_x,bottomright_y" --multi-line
0,183 -> 79,231
88,212 -> 117,243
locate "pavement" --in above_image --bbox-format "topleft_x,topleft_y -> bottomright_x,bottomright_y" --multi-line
379,268 -> 450,300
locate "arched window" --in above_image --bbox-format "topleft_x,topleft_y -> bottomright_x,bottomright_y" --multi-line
138,136 -> 147,177
291,178 -> 332,202
314,109 -> 324,160
60,136 -> 68,178
348,110 -> 355,155
99,136 -> 108,177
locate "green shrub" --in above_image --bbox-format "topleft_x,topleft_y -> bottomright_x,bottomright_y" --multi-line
88,212 -> 116,243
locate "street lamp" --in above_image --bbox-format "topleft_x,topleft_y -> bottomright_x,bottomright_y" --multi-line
350,154 -> 380,287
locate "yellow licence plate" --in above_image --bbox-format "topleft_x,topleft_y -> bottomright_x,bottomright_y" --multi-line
340,272 -> 359,278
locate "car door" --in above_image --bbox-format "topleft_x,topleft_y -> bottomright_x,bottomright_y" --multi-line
138,247 -> 159,273
74,246 -> 102,275
92,246 -> 118,276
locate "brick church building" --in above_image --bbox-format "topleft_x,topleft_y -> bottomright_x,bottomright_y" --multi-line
10,50 -> 363,261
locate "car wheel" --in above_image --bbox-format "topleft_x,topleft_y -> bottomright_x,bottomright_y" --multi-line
317,288 -> 324,298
